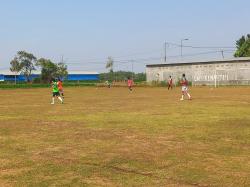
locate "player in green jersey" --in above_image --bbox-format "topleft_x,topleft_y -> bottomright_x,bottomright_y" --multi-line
51,78 -> 63,105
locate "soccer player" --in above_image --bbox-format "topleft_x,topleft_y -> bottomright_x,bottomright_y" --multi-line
168,76 -> 173,90
51,78 -> 63,105
105,80 -> 111,88
127,77 -> 134,92
58,78 -> 64,98
180,74 -> 191,101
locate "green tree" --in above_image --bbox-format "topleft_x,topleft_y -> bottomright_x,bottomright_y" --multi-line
56,62 -> 68,80
105,56 -> 114,81
106,56 -> 114,73
234,34 -> 250,57
37,58 -> 68,83
37,58 -> 58,83
15,51 -> 37,82
99,71 -> 146,82
10,57 -> 22,84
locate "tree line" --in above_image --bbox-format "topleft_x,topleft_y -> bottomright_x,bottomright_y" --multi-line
10,51 -> 68,83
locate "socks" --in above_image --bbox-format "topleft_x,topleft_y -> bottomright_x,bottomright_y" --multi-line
51,98 -> 55,104
58,97 -> 63,103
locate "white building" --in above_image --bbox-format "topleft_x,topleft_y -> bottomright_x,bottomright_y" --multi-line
146,57 -> 250,86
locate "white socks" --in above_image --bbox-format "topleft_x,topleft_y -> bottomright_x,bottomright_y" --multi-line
180,93 -> 191,100
58,97 -> 63,103
180,95 -> 184,100
51,98 -> 55,104
51,97 -> 63,104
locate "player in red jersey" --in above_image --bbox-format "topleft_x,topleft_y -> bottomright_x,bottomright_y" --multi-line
168,76 -> 173,90
180,74 -> 191,100
127,77 -> 134,92
58,79 -> 64,99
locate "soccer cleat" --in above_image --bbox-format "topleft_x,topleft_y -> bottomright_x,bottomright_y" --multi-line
51,103 -> 54,105
180,98 -> 184,101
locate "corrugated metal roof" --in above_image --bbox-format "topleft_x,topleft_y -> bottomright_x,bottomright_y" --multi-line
146,57 -> 250,68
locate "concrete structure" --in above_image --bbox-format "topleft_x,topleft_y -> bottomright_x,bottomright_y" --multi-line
146,57 -> 250,86
0,70 -> 99,82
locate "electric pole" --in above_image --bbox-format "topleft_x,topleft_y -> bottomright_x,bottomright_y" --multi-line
61,55 -> 64,63
221,50 -> 224,59
131,60 -> 134,79
164,42 -> 167,63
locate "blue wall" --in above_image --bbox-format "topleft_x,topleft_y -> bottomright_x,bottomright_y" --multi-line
2,74 -> 39,82
0,74 -> 4,81
0,74 -> 99,82
67,74 -> 99,81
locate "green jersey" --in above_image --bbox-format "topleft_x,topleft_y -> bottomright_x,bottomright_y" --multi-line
52,82 -> 59,92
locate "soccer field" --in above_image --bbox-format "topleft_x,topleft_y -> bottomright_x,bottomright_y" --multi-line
0,87 -> 249,186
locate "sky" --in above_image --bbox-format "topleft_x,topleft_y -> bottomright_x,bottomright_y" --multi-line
0,0 -> 249,72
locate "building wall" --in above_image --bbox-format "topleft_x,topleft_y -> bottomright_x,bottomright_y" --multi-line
0,74 -> 99,82
1,74 -> 40,82
67,74 -> 99,81
146,61 -> 250,85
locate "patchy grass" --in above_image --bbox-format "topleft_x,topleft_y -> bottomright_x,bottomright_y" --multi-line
0,87 -> 249,186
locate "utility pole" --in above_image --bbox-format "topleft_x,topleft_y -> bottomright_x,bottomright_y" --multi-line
221,50 -> 224,59
164,42 -> 167,63
131,60 -> 134,79
61,55 -> 64,63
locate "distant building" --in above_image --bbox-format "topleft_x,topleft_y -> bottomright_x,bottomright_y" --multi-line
146,57 -> 250,86
0,70 -> 99,82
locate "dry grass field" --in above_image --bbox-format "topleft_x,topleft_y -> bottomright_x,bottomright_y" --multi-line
0,87 -> 249,187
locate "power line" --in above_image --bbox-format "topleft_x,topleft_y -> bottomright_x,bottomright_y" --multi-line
166,42 -> 235,49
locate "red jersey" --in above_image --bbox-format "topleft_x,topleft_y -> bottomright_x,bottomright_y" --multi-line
127,79 -> 133,87
168,78 -> 173,85
180,78 -> 188,86
58,81 -> 63,90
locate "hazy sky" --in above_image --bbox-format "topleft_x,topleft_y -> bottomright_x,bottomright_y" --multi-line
0,0 -> 249,72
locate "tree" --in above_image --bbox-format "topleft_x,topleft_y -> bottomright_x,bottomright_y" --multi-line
105,56 -> 114,81
234,34 -> 250,57
14,51 -> 37,82
37,58 -> 58,83
56,62 -> 68,80
36,58 -> 68,83
106,56 -> 114,73
10,57 -> 22,84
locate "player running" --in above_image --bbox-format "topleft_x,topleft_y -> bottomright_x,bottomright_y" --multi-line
105,80 -> 111,88
168,76 -> 173,90
127,77 -> 134,92
58,78 -> 64,98
51,78 -> 64,105
180,74 -> 191,101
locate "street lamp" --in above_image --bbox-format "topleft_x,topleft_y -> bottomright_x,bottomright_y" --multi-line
181,38 -> 189,57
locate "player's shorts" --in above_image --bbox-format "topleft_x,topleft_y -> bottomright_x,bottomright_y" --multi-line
59,88 -> 63,92
182,86 -> 188,92
52,92 -> 60,97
